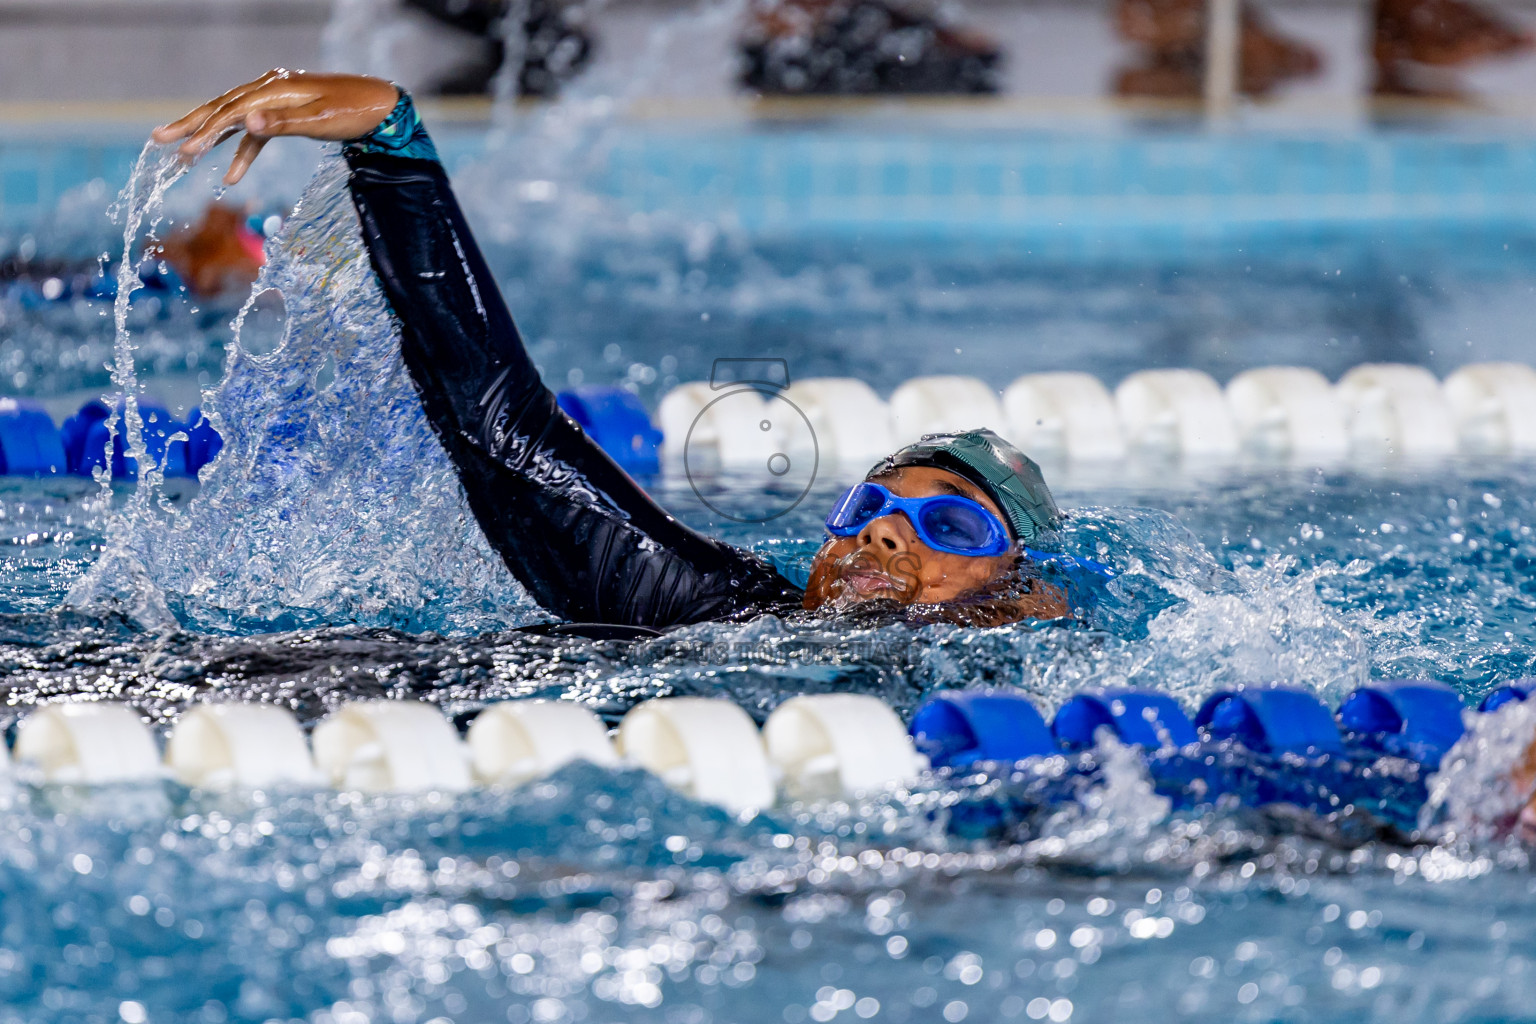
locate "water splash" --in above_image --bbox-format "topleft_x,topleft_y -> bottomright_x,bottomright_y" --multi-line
451,0 -> 752,253
490,0 -> 537,107
321,0 -> 420,83
1421,697 -> 1536,845
67,155 -> 532,635
1136,556 -> 1423,709
63,142 -> 190,631
23,477 -> 1435,721
1055,735 -> 1172,843
873,509 -> 1431,713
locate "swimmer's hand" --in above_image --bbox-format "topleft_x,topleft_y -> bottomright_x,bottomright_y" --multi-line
152,70 -> 401,186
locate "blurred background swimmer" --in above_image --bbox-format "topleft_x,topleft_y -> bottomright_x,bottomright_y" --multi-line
153,70 -> 1072,632
150,203 -> 268,297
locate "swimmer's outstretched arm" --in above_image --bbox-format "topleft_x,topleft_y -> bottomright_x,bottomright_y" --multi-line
156,72 -> 804,628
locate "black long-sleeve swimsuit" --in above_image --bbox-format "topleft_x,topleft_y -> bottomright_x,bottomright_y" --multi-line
344,150 -> 805,629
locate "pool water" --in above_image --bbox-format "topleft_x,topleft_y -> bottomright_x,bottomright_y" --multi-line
4,121 -> 1536,1023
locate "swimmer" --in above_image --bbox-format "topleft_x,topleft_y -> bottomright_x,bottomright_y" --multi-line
154,71 -> 1070,631
151,202 -> 266,297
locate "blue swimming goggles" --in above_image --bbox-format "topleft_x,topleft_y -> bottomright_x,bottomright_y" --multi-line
825,482 -> 1012,556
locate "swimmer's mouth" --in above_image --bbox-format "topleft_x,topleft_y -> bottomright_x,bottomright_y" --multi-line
834,567 -> 908,600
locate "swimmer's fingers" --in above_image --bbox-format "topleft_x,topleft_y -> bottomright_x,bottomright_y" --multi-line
168,73 -> 331,160
152,98 -> 236,147
174,86 -> 310,162
181,84 -> 394,162
151,69 -> 290,146
223,133 -> 270,186
155,73 -> 396,172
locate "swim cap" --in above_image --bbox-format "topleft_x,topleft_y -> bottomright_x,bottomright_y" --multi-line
869,428 -> 1060,543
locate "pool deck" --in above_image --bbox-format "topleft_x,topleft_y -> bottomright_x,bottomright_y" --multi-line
4,0 -> 1536,108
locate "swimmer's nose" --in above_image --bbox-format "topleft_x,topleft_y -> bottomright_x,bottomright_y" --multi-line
858,514 -> 912,555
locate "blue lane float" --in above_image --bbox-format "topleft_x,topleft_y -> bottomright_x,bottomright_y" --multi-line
1196,685 -> 1345,756
7,260 -> 185,309
909,676 -> 1515,825
0,398 -> 66,476
1479,682 -> 1533,713
182,409 -> 223,478
59,401 -> 111,476
65,401 -> 191,480
909,690 -> 1058,769
53,400 -> 225,481
1338,679 -> 1467,765
0,376 -> 233,479
556,387 -> 662,474
0,397 -> 225,480
1052,690 -> 1198,751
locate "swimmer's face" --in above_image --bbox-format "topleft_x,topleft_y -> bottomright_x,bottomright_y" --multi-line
803,466 -> 1017,610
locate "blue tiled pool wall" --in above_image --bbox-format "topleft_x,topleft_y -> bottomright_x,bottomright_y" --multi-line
9,125 -> 1536,239
594,130 -> 1536,235
0,137 -> 143,231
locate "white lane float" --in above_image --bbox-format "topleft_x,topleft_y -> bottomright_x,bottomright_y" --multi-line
616,697 -> 775,813
658,382 -> 771,468
15,703 -> 160,784
311,700 -> 471,794
1336,363 -> 1458,459
1114,369 -> 1239,458
763,694 -> 926,801
165,704 -> 319,790
1443,362 -> 1536,455
889,375 -> 1005,445
782,377 -> 894,467
657,382 -> 718,462
1002,372 -> 1127,461
1225,366 -> 1349,461
467,699 -> 617,786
